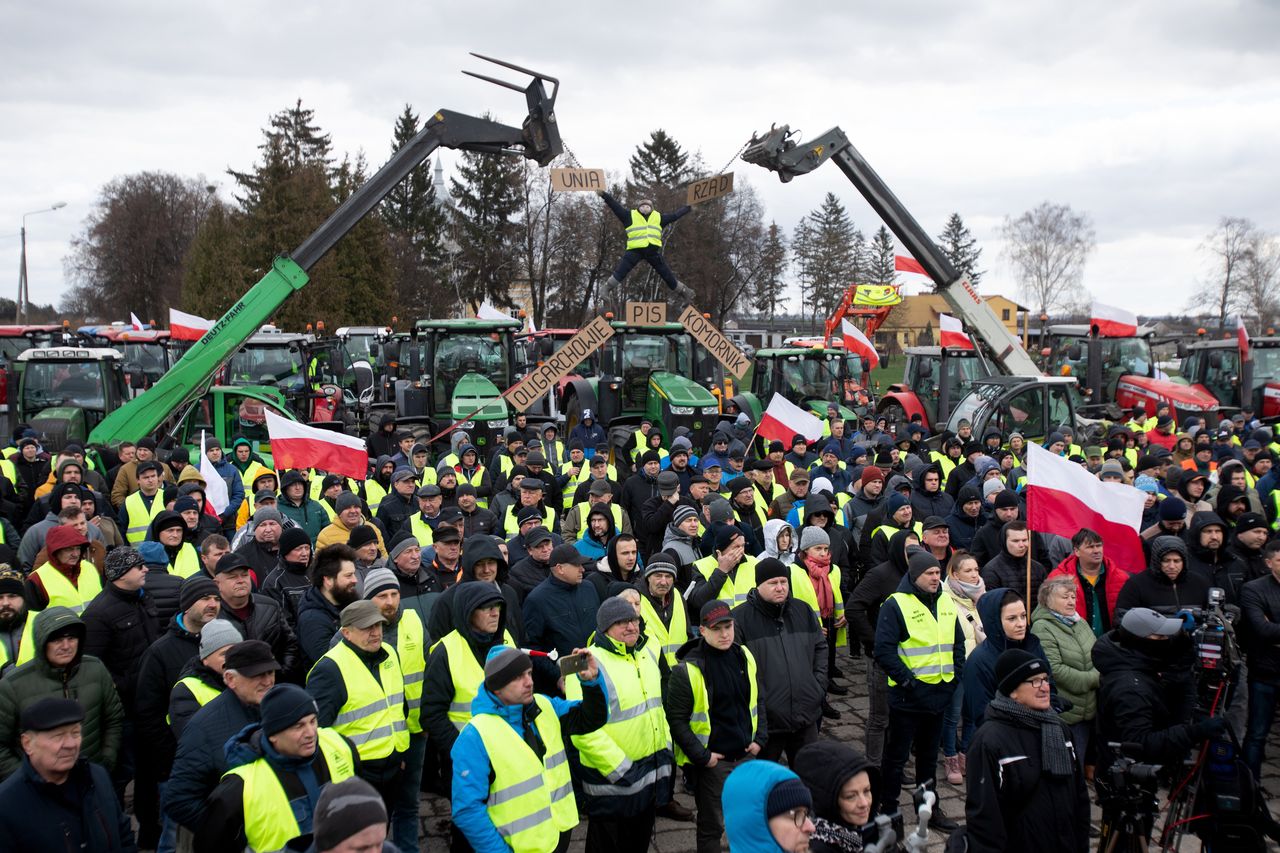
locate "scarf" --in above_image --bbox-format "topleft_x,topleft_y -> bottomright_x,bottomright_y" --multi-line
804,553 -> 835,618
989,694 -> 1076,778
947,575 -> 986,602
1050,609 -> 1081,628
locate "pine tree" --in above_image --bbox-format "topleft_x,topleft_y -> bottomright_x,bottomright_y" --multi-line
381,104 -> 447,317
937,212 -> 984,286
181,200 -> 248,317
329,153 -> 393,324
792,193 -> 861,323
868,226 -> 898,285
752,221 -> 788,321
228,99 -> 333,210
449,129 -> 524,312
627,129 -> 690,194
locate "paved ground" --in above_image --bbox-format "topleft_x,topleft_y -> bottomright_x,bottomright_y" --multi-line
414,644 -> 1280,852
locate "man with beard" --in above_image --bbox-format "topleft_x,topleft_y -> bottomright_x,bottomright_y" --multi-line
0,565 -> 33,677
1228,512 -> 1271,588
1184,511 -> 1240,599
636,552 -> 685,670
297,544 -> 360,669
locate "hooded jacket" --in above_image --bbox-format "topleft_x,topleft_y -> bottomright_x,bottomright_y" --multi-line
758,518 -> 797,565
427,536 -> 521,644
1184,511 -> 1236,594
0,607 -> 124,777
260,551 -> 312,629
793,741 -> 881,853
723,760 -> 807,853
421,582 -> 512,753
278,470 -> 330,543
910,462 -> 955,520
847,530 -> 916,654
1115,535 -> 1213,617
731,588 -> 827,733
945,485 -> 985,550
962,588 -> 1050,727
1030,603 -> 1099,725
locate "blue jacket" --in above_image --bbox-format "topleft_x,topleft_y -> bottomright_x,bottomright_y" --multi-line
209,457 -> 246,521
522,575 -> 601,657
164,688 -> 260,830
451,648 -> 606,853
874,573 -> 966,714
962,587 -> 1052,727
0,756 -> 136,852
723,760 -> 802,853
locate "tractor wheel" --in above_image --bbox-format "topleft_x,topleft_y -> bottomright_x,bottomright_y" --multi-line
563,394 -> 581,440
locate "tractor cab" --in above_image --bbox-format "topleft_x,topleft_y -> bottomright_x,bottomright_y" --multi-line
879,346 -> 992,430
1180,336 -> 1280,421
16,347 -> 130,451
945,375 -> 1079,446
409,318 -> 520,454
222,326 -> 357,425
742,345 -> 861,423
79,326 -> 175,395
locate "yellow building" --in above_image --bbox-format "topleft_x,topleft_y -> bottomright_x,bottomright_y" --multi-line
876,293 -> 1027,353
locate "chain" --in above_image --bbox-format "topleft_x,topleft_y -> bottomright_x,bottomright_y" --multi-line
712,141 -> 750,178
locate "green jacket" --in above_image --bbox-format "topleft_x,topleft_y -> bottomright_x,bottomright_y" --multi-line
1029,604 -> 1099,725
0,607 -> 125,778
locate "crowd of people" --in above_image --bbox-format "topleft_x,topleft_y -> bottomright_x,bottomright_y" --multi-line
0,400 -> 1277,852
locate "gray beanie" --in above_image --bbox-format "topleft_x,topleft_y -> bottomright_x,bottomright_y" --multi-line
799,526 -> 830,552
335,491 -> 362,513
252,507 -> 283,525
982,478 -> 1005,499
360,567 -> 400,600
596,596 -> 638,637
672,504 -> 698,526
708,499 -> 733,525
199,619 -> 243,659
312,778 -> 387,851
643,552 -> 679,579
388,535 -> 419,563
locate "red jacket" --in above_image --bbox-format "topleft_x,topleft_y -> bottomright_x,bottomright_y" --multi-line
1048,555 -> 1131,632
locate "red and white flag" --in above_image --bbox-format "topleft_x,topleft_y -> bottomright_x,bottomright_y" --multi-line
938,313 -> 975,350
756,393 -> 825,446
199,430 -> 230,515
169,308 -> 214,342
894,255 -> 928,276
840,319 -> 880,369
1238,316 -> 1251,362
1090,301 -> 1138,338
129,312 -> 144,331
1025,441 -> 1146,572
265,409 -> 368,481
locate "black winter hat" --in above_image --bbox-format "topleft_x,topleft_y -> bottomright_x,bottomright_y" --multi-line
178,575 -> 219,612
907,550 -> 941,581
260,683 -> 319,736
755,557 -> 789,586
279,527 -> 311,557
347,525 -> 378,550
994,648 -> 1047,696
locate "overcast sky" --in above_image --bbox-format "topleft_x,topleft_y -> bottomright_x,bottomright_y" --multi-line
3,0 -> 1277,321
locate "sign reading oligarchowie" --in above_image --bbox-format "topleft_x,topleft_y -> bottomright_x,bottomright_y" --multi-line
503,316 -> 615,413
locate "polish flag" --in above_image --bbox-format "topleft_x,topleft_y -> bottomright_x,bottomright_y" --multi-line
894,255 -> 928,276
757,393 -> 825,446
265,410 -> 368,481
1025,441 -> 1146,572
129,312 -> 144,331
199,431 -> 230,515
840,319 -> 880,369
1238,316 -> 1251,362
170,308 -> 215,342
1090,301 -> 1138,338
938,313 -> 974,350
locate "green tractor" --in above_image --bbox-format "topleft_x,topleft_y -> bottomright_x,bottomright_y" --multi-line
558,320 -> 721,462
730,343 -> 868,429
378,318 -> 521,455
14,346 -> 131,452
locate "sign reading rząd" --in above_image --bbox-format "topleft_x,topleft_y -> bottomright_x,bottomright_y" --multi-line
503,316 -> 615,412
686,173 -> 734,206
679,305 -> 750,379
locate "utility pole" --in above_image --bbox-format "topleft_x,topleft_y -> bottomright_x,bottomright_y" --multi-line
16,202 -> 67,322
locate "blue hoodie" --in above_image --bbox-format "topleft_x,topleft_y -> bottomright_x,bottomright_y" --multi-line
450,646 -> 604,853
723,760 -> 806,853
962,586 -> 1052,727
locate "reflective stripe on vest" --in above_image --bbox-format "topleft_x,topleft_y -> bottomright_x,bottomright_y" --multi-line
395,609 -> 427,734
625,209 -> 663,250
886,590 -> 958,686
692,555 -> 760,610
439,628 -> 518,730
565,641 -> 671,793
31,562 -> 102,615
457,467 -> 488,507
166,675 -> 220,725
226,727 -> 356,852
124,491 -> 164,544
171,543 -> 202,580
638,592 -> 687,667
318,642 -> 409,760
873,522 -> 923,544
674,647 -> 759,766
469,693 -> 578,851
0,615 -> 36,671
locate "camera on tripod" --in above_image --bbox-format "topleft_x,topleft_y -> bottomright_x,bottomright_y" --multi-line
1097,744 -> 1163,849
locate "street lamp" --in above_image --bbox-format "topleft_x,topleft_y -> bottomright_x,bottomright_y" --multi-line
17,201 -> 68,323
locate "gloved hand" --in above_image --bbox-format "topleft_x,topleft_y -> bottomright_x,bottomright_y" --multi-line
1176,609 -> 1198,633
1193,716 -> 1229,741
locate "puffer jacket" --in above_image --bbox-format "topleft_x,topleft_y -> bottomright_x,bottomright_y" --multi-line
295,586 -> 342,671
0,607 -> 124,777
757,518 -> 797,565
80,581 -> 161,710
945,485 -> 985,550
1114,535 -> 1213,618
260,555 -> 311,629
731,589 -> 827,733
1030,604 -> 1098,724
962,587 -> 1050,727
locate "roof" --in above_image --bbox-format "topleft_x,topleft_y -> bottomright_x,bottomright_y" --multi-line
754,347 -> 846,357
1184,336 -> 1280,350
971,374 -> 1076,387
0,325 -> 62,336
519,329 -> 578,338
335,326 -> 391,336
610,322 -> 685,333
413,318 -> 522,331
903,346 -> 982,356
16,346 -> 123,362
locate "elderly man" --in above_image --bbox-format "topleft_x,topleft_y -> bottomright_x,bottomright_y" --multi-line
212,552 -> 299,681
0,697 -> 135,852
567,597 -> 678,852
524,544 -> 601,658
233,507 -> 285,579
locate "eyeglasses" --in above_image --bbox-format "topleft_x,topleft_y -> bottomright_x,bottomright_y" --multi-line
785,808 -> 811,828
1027,676 -> 1051,690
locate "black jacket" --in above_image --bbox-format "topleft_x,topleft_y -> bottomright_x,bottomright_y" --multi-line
620,470 -> 659,535
793,741 -> 882,853
666,638 -> 767,767
1184,511 -> 1238,600
507,555 -> 550,602
165,689 -> 261,830
1115,535 -> 1213,617
133,616 -> 201,777
846,530 -> 916,655
80,582 -> 161,711
259,556 -> 311,629
296,586 -> 342,670
981,547 -> 1047,609
426,536 -> 522,644
875,573 -> 965,714
0,756 -> 136,853
216,593 -> 300,682
1240,573 -> 1280,684
731,589 -> 827,733
232,537 -> 280,581
962,699 -> 1090,853
909,463 -> 955,520
962,587 -> 1050,727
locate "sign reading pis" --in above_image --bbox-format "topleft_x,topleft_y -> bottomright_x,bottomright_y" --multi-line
624,302 -> 667,326
503,316 -> 615,412
550,168 -> 606,193
686,172 -> 734,206
678,305 -> 750,379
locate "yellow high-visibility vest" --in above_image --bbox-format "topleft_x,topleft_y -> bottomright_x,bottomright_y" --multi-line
692,555 -> 761,610
31,562 -> 101,615
166,675 -> 221,725
626,209 -> 663,250
437,628 -> 517,731
395,609 -> 426,734
124,491 -> 164,544
638,593 -> 688,667
673,647 -> 759,766
0,615 -> 36,670
886,590 -> 958,687
313,642 -> 409,761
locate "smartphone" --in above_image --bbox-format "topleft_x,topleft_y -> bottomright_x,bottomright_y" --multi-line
558,652 -> 592,676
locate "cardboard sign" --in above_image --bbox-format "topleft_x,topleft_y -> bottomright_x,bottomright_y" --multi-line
686,172 -> 734,206
503,316 -> 615,412
550,168 -> 606,193
679,305 -> 750,379
624,302 -> 667,326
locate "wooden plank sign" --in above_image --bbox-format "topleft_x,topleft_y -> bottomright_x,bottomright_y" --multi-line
686,172 -> 734,206
503,316 -> 615,412
678,305 -> 750,379
624,302 -> 667,326
550,168 -> 606,193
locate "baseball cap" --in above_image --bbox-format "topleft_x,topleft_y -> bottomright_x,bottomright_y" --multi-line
549,543 -> 590,566
700,600 -> 734,628
1121,607 -> 1183,637
340,600 -> 389,629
